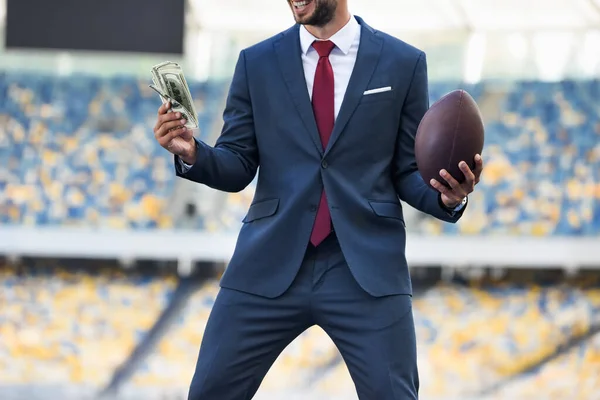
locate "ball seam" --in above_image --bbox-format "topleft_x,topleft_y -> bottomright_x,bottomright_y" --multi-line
446,90 -> 464,176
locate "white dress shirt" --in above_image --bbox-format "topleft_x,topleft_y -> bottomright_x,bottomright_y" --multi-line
299,14 -> 360,119
179,15 -> 466,212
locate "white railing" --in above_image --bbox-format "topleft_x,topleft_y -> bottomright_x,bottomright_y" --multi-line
1,227 -> 599,274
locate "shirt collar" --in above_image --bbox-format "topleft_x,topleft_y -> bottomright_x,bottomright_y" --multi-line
299,15 -> 359,56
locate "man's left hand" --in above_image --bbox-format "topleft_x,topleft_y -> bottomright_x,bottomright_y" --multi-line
430,154 -> 484,209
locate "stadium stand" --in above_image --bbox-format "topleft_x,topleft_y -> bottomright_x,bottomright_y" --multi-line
1,71 -> 599,400
0,258 -> 176,389
6,265 -> 586,400
1,73 -> 598,235
491,332 -> 600,400
0,72 -> 226,230
411,273 -> 600,399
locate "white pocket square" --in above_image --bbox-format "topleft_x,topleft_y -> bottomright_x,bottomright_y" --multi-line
363,86 -> 392,96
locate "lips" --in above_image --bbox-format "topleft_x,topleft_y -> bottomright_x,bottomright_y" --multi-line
292,0 -> 313,12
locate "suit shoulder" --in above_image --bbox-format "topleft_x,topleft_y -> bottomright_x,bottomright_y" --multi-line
374,30 -> 424,60
238,26 -> 294,61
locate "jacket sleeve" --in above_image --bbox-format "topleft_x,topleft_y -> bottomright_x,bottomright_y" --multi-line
174,49 -> 259,193
393,51 -> 466,223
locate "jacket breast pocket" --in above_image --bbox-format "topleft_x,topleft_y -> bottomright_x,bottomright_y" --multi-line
359,87 -> 395,105
368,200 -> 405,226
242,198 -> 280,223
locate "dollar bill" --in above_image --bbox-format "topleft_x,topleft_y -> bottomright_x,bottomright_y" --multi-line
150,61 -> 199,129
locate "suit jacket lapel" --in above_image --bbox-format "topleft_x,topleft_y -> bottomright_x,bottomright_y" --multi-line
274,25 -> 323,156
324,20 -> 383,157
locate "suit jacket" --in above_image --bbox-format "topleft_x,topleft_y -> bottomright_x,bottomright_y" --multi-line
175,16 -> 466,298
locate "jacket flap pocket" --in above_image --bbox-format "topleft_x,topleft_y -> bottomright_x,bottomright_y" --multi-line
368,201 -> 404,222
242,198 -> 280,223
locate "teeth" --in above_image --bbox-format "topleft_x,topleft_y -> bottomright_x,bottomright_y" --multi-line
293,1 -> 308,7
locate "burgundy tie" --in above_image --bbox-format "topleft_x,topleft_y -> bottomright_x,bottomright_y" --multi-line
310,40 -> 336,247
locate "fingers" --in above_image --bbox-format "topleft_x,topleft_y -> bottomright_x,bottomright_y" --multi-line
459,161 -> 475,184
453,153 -> 484,188
430,178 -> 450,195
432,154 -> 484,207
454,154 -> 484,187
430,178 -> 459,201
158,101 -> 171,115
157,126 -> 189,147
156,118 -> 187,138
473,154 -> 484,183
434,169 -> 467,203
431,178 -> 464,209
439,169 -> 462,192
154,102 -> 176,130
157,111 -> 182,128
154,114 -> 186,138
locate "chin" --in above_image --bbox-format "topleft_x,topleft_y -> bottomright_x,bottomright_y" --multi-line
291,0 -> 316,23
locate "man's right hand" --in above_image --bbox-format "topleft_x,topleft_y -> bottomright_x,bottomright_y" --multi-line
154,101 -> 197,165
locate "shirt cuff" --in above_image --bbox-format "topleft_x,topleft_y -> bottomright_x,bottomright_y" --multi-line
452,197 -> 468,211
178,157 -> 192,173
438,194 -> 467,215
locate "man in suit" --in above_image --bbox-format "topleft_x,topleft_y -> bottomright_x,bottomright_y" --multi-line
153,0 -> 483,398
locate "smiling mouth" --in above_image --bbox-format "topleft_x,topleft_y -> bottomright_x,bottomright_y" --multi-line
292,0 -> 313,12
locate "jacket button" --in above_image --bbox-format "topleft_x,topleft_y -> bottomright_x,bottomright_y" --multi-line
321,160 -> 328,169
309,205 -> 317,212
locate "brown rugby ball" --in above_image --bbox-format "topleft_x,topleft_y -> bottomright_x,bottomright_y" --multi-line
415,89 -> 484,189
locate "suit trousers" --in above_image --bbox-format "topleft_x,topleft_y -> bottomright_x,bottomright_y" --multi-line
187,233 -> 419,400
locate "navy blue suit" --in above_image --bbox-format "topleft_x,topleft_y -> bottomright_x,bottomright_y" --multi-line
176,16 -> 465,400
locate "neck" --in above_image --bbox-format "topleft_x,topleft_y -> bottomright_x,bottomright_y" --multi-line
304,10 -> 351,40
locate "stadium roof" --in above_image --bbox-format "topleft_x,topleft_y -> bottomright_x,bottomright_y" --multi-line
190,0 -> 600,33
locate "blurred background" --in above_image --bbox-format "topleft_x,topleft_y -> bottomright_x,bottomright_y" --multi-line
1,0 -> 600,399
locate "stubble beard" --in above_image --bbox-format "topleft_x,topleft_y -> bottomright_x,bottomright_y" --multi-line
292,0 -> 337,27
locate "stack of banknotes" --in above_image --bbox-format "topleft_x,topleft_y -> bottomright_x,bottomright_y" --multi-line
150,61 -> 199,129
